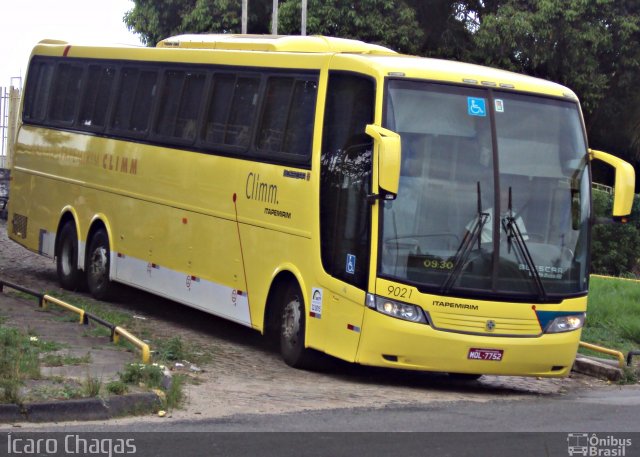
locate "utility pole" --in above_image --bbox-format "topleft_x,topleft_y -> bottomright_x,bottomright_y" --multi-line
272,0 -> 278,35
242,0 -> 248,34
301,0 -> 307,36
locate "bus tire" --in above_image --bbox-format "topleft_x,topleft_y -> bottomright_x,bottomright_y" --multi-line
86,228 -> 113,301
279,282 -> 315,368
56,222 -> 84,291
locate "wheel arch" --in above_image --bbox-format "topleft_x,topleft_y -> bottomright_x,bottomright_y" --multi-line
84,214 -> 114,273
262,265 -> 308,339
55,207 -> 80,261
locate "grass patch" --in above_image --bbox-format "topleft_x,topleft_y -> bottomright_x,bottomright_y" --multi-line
153,336 -> 213,366
27,382 -> 84,402
6,290 -> 40,303
116,362 -> 186,410
584,276 -> 640,383
83,374 -> 102,397
119,363 -> 164,389
41,352 -> 92,367
164,374 -> 186,410
46,291 -> 134,329
0,324 -> 99,403
0,326 -> 41,403
584,276 -> 640,353
106,380 -> 128,395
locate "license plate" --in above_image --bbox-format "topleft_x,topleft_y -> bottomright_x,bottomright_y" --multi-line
468,348 -> 504,361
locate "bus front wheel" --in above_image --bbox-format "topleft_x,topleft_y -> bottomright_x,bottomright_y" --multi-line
56,222 -> 84,291
279,282 -> 315,368
86,229 -> 113,301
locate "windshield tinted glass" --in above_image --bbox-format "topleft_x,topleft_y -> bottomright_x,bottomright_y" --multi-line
380,80 -> 590,300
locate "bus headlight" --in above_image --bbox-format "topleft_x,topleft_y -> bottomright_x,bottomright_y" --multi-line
545,313 -> 585,333
366,294 -> 428,324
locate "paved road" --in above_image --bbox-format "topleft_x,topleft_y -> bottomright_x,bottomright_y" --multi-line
5,387 -> 640,456
17,384 -> 639,433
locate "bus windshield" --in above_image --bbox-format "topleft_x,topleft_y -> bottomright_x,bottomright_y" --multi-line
380,80 -> 590,300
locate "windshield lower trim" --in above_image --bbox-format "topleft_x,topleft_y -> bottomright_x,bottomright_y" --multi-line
377,273 -> 585,304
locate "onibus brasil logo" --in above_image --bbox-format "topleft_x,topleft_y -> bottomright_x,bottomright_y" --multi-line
567,433 -> 632,456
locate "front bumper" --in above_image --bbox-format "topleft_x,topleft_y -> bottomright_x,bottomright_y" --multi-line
355,307 -> 580,377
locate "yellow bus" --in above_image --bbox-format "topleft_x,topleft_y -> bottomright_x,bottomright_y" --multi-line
8,34 -> 634,377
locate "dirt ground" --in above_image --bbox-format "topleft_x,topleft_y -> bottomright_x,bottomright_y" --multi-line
0,219 -> 611,424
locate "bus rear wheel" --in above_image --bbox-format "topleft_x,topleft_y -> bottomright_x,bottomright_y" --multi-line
279,282 -> 315,368
86,229 -> 113,301
56,222 -> 84,291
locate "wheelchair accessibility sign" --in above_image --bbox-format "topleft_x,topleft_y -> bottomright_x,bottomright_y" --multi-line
346,254 -> 356,274
467,97 -> 487,117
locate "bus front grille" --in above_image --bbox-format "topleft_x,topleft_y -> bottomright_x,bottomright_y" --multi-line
430,311 -> 541,337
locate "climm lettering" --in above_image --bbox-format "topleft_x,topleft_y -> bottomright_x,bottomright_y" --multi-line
102,154 -> 138,175
246,172 -> 278,204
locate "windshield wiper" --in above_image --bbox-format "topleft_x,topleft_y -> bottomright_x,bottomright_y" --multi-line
501,187 -> 547,301
441,182 -> 489,294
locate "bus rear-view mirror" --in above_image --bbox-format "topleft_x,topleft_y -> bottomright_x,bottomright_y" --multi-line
590,149 -> 636,222
365,124 -> 401,199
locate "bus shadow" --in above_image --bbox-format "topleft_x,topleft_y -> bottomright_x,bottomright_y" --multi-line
88,283 -> 570,398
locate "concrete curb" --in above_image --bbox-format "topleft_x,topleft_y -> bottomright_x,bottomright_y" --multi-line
0,392 -> 162,424
573,355 -> 622,382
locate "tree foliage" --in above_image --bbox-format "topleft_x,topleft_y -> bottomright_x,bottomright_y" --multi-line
470,0 -> 640,163
124,0 -> 273,46
124,0 -> 640,167
591,192 -> 640,277
278,0 -> 423,54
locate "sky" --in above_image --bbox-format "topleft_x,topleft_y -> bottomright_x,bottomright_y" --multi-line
0,0 -> 143,88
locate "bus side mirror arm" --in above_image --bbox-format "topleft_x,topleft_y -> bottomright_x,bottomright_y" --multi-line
589,149 -> 635,221
365,124 -> 401,200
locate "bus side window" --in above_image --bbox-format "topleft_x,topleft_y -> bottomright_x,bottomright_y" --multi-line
257,77 -> 294,153
49,63 -> 84,125
23,59 -> 55,123
283,79 -> 317,158
226,76 -> 260,148
131,70 -> 158,133
175,72 -> 206,141
155,69 -> 185,138
203,74 -> 235,145
155,70 -> 206,143
256,76 -> 317,160
320,73 -> 375,289
112,67 -> 139,132
111,67 -> 158,135
79,64 -> 116,130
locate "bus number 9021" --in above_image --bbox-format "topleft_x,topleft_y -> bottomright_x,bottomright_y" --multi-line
387,285 -> 413,299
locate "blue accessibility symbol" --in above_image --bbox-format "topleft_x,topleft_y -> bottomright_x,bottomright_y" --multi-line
467,97 -> 487,117
346,254 -> 356,275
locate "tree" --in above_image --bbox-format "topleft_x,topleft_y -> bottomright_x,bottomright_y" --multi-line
123,0 -> 640,174
470,0 -> 640,164
278,0 -> 423,54
124,0 -> 273,46
591,191 -> 640,276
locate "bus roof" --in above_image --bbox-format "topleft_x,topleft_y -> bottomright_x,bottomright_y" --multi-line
31,35 -> 576,99
352,54 -> 577,99
156,34 -> 397,55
